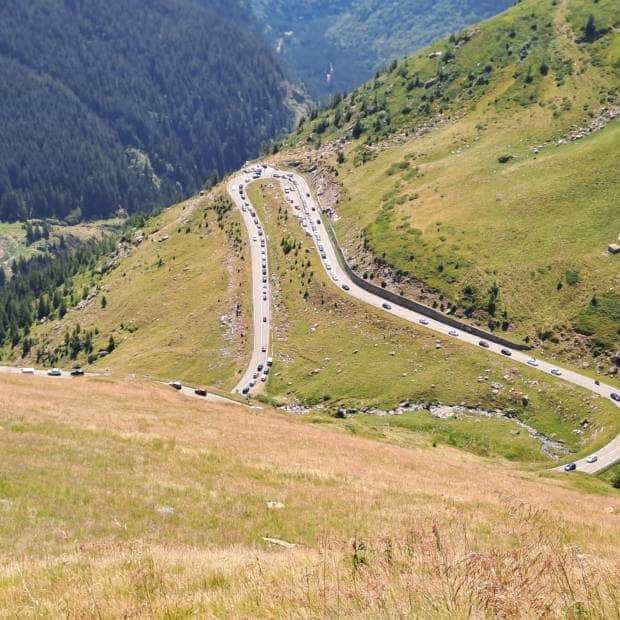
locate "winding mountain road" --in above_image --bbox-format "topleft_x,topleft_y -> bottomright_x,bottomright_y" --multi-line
228,175 -> 272,394
230,164 -> 619,474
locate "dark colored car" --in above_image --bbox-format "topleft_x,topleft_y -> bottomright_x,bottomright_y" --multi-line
611,392 -> 620,402
170,381 -> 182,390
70,368 -> 84,376
564,463 -> 577,472
242,387 -> 250,395
382,303 -> 392,310
257,364 -> 264,372
194,388 -> 207,397
500,348 -> 512,356
342,284 -> 350,291
478,340 -> 490,349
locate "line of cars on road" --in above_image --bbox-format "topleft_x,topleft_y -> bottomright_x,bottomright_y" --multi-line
20,366 -> 84,377
241,357 -> 273,394
233,167 -> 275,396
169,380 -> 208,397
476,340 -> 563,377
563,455 -> 599,472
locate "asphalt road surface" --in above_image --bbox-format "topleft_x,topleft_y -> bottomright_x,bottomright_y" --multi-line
229,164 -> 619,475
228,175 -> 272,395
0,365 -> 73,379
0,365 -> 241,406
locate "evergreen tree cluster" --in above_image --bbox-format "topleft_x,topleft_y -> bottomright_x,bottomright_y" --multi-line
0,236 -> 115,350
23,221 -> 52,245
0,0 -> 292,222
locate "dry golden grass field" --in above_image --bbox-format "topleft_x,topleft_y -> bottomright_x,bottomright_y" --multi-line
0,373 -> 618,617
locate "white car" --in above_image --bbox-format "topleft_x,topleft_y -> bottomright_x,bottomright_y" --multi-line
586,455 -> 598,464
21,367 -> 35,375
448,330 -> 459,337
526,358 -> 539,367
47,368 -> 62,377
419,318 -> 429,326
550,368 -> 562,377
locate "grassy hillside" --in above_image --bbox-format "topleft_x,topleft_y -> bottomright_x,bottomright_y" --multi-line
246,180 -> 618,462
284,0 -> 619,370
11,191 -> 251,390
0,372 -> 617,616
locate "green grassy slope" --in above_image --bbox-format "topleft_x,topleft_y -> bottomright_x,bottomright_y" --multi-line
11,192 -> 251,390
285,0 -> 619,370
247,180 -> 618,462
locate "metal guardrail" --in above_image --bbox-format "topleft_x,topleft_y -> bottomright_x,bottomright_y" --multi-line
323,216 -> 532,352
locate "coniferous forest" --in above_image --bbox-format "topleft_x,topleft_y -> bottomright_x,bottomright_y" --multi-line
0,0 -> 292,222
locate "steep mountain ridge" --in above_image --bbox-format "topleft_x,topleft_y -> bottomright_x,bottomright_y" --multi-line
248,0 -> 513,99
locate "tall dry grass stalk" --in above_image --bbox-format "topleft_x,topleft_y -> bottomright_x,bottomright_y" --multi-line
243,517 -> 619,618
3,516 -> 616,618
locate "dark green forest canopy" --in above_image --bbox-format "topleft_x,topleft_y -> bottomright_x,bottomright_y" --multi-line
0,0 -> 293,221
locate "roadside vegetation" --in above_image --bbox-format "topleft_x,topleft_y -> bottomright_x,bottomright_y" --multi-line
246,180 -> 618,463
0,372 -> 617,616
280,0 -> 619,372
